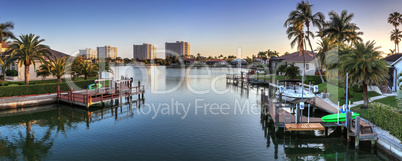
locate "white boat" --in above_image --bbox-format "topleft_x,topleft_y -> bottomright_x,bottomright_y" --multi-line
275,86 -> 315,102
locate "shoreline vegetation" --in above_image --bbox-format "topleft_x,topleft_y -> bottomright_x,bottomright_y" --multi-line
0,0 -> 401,159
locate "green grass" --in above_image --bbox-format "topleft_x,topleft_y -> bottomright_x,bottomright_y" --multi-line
352,96 -> 400,111
351,96 -> 399,120
317,82 -> 381,106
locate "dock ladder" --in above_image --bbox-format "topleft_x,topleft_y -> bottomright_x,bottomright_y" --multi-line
284,114 -> 292,132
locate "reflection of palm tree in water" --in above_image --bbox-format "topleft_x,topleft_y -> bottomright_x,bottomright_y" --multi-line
0,107 -> 76,160
18,121 -> 54,160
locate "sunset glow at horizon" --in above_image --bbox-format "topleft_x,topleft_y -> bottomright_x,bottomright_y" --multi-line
1,0 -> 402,58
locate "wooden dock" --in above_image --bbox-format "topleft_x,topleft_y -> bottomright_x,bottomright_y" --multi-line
285,123 -> 325,131
226,73 -> 270,86
57,78 -> 145,108
260,84 -> 377,150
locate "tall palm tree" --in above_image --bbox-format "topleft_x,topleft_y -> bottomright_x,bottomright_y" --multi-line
390,29 -> 402,53
339,40 -> 389,108
321,10 -> 363,46
6,34 -> 50,85
285,22 -> 312,81
284,1 -> 325,83
0,20 -> 14,43
286,22 -> 308,53
388,12 -> 402,53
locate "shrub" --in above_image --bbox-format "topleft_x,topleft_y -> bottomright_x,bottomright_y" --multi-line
6,70 -> 18,76
0,79 -> 97,97
305,75 -> 326,85
368,102 -> 402,141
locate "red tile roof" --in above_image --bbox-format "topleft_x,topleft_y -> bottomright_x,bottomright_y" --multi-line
1,42 -> 9,48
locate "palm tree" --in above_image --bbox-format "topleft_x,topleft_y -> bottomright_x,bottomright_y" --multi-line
48,56 -> 69,83
286,22 -> 308,53
0,20 -> 14,43
388,12 -> 402,53
339,41 -> 389,108
390,29 -> 402,53
285,22 -> 312,80
316,36 -> 336,70
80,61 -> 98,80
36,63 -> 51,83
284,62 -> 300,79
321,10 -> 363,46
96,59 -> 113,78
6,34 -> 50,85
284,1 -> 325,83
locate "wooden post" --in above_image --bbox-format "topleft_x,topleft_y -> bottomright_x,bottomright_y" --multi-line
138,81 -> 141,99
261,89 -> 264,106
346,111 -> 352,142
86,89 -> 89,104
70,87 -> 73,106
355,116 -> 360,150
257,72 -> 259,81
275,93 -> 281,134
111,87 -> 114,105
57,86 -> 60,104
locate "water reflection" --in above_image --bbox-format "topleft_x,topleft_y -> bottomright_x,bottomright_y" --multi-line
0,67 -> 394,160
0,101 -> 139,160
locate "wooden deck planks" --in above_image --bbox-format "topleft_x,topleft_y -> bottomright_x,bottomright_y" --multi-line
285,123 -> 325,131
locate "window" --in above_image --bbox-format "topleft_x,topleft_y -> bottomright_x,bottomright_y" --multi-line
306,64 -> 310,70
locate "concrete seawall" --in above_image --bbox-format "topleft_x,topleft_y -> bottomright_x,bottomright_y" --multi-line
0,94 -> 58,109
361,118 -> 402,160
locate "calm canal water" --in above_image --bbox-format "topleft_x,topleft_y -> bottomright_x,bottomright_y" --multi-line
0,66 -> 392,160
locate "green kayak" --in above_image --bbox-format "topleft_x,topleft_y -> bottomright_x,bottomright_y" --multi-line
88,83 -> 102,90
321,112 -> 360,122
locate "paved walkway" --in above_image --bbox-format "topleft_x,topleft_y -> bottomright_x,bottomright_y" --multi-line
315,92 -> 397,110
349,92 -> 397,107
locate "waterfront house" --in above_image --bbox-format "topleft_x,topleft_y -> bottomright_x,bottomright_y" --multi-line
254,57 -> 268,64
383,53 -> 402,92
269,51 -> 317,75
183,58 -> 196,64
4,47 -> 71,81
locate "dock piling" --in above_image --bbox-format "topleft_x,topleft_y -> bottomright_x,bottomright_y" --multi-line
355,116 -> 360,150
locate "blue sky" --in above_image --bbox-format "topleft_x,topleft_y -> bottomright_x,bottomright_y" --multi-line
1,0 -> 401,58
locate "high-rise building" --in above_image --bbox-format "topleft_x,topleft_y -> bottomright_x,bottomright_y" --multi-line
79,48 -> 97,59
165,41 -> 190,58
97,45 -> 118,59
133,43 -> 157,60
